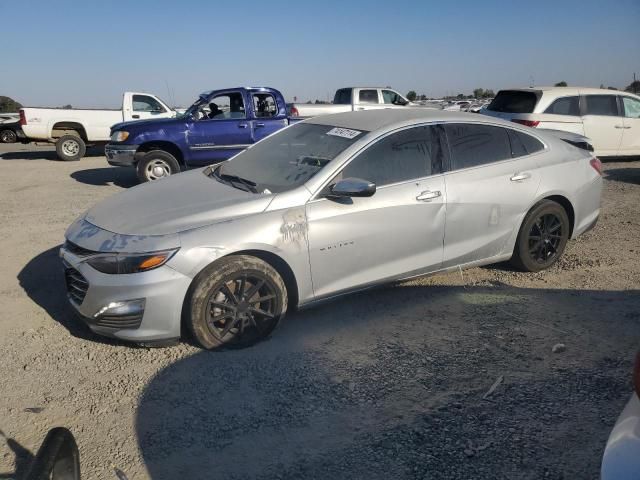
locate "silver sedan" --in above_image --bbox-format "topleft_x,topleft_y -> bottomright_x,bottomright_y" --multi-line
60,110 -> 602,348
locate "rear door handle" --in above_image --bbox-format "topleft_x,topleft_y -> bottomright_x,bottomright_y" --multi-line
416,190 -> 441,201
132,114 -> 140,119
510,172 -> 531,182
255,123 -> 265,128
615,125 -> 630,129
238,123 -> 248,129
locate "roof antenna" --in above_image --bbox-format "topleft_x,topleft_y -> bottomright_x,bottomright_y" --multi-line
529,75 -> 535,88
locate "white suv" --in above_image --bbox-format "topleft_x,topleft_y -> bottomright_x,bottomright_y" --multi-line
482,87 -> 640,157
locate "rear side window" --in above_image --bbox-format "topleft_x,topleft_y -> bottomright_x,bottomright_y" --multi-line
584,95 -> 619,116
488,90 -> 538,113
252,93 -> 277,118
334,89 -> 352,105
507,129 -> 545,157
622,96 -> 640,118
358,90 -> 379,104
544,96 -> 580,116
445,124 -> 511,170
340,126 -> 442,186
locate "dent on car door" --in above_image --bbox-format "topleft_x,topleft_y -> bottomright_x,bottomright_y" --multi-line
306,125 -> 447,298
620,96 -> 640,154
441,123 -> 542,268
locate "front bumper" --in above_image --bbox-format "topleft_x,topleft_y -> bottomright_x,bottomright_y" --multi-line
601,393 -> 640,479
60,245 -> 192,342
105,143 -> 139,167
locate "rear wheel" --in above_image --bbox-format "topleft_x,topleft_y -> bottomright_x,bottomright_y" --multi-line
511,200 -> 570,272
55,134 -> 86,161
0,129 -> 17,143
136,150 -> 180,183
187,256 -> 287,350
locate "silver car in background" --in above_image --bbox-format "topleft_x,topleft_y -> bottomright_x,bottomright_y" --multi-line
60,109 -> 602,349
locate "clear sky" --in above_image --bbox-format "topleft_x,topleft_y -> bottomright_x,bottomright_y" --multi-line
3,0 -> 639,108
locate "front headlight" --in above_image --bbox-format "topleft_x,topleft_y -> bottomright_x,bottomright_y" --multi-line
110,130 -> 129,142
85,249 -> 178,274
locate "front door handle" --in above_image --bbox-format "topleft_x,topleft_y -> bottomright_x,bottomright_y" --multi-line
614,125 -> 630,129
416,190 -> 441,201
255,123 -> 265,128
510,172 -> 531,182
238,123 -> 248,129
132,114 -> 140,119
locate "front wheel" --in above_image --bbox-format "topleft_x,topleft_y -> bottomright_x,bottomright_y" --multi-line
55,134 -> 86,161
187,256 -> 288,350
511,200 -> 570,272
0,129 -> 17,143
136,150 -> 180,183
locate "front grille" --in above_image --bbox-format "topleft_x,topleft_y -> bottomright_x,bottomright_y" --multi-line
63,240 -> 98,257
64,263 -> 89,305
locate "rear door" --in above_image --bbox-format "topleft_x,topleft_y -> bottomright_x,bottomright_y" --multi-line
306,125 -> 447,298
620,95 -> 640,155
581,94 -> 624,156
248,91 -> 289,143
185,90 -> 253,165
353,88 -> 381,111
441,123 -> 543,268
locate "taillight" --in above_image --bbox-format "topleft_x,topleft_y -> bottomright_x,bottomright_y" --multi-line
19,109 -> 26,125
634,352 -> 640,398
589,157 -> 603,176
290,106 -> 299,117
511,119 -> 540,128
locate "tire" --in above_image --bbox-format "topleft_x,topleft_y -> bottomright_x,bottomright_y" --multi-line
187,255 -> 288,350
55,134 -> 86,161
136,150 -> 181,183
511,200 -> 570,272
0,129 -> 17,143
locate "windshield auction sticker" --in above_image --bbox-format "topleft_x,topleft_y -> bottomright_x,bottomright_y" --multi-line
326,127 -> 362,139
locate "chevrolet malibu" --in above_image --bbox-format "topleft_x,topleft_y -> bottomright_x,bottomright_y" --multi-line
60,110 -> 602,349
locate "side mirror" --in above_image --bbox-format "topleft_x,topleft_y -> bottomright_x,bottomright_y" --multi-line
26,428 -> 81,480
329,177 -> 376,198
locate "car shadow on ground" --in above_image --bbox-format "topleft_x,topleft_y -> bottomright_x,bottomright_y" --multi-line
0,146 -> 105,161
17,246 -> 128,347
70,167 -> 138,188
605,167 -> 640,185
133,284 -> 640,480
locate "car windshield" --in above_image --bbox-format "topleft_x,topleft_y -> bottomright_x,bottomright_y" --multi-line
214,123 -> 367,193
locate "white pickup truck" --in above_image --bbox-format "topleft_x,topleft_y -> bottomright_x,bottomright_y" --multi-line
20,92 -> 177,160
288,87 -> 425,118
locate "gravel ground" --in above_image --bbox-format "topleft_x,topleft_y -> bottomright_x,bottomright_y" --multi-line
0,143 -> 638,479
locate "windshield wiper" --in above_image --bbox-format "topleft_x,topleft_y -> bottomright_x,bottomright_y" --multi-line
212,165 -> 258,193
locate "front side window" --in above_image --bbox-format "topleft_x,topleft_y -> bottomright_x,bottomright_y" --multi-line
217,123 -> 365,193
584,95 -> 619,116
204,92 -> 246,120
252,93 -> 277,118
382,90 -> 407,105
445,123 -> 512,170
358,89 -> 379,104
544,96 -> 580,116
622,96 -> 640,118
132,95 -> 165,112
338,126 -> 442,187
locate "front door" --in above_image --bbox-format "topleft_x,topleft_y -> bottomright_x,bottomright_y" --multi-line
130,94 -> 171,121
306,125 -> 447,299
581,94 -> 624,156
186,90 -> 253,165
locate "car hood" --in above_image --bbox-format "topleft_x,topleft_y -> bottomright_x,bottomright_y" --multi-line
111,116 -> 183,132
84,168 -> 274,236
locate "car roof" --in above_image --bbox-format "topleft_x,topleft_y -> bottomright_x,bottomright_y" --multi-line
303,108 -> 514,132
499,86 -> 639,98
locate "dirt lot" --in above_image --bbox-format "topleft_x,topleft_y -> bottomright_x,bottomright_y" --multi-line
0,143 -> 638,479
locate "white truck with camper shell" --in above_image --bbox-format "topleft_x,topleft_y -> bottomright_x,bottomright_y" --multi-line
20,92 -> 177,161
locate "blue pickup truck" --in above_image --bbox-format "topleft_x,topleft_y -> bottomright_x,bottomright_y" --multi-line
105,87 -> 293,183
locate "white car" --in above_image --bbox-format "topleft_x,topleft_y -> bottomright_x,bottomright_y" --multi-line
20,92 -> 177,161
482,87 -> 640,157
601,352 -> 640,479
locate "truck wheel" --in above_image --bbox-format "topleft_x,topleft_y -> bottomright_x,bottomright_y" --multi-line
55,134 -> 86,161
136,150 -> 180,183
511,200 -> 570,272
186,255 -> 288,350
0,129 -> 17,143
